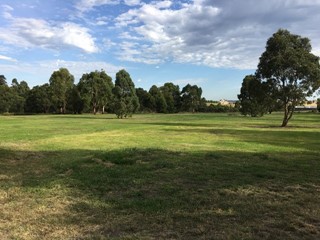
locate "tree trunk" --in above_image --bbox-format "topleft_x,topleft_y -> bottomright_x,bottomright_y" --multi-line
102,106 -> 105,114
281,103 -> 295,127
93,106 -> 96,115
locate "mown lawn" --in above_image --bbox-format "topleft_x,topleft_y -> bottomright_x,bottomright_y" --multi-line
0,113 -> 319,239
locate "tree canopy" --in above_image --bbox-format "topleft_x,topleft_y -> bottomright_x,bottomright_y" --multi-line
113,69 -> 139,118
256,29 -> 320,126
49,68 -> 74,114
78,70 -> 113,114
181,84 -> 203,113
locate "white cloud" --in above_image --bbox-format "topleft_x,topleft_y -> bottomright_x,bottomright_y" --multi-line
0,54 -> 17,62
123,0 -> 141,6
1,4 -> 13,19
114,0 -> 320,69
60,23 -> 98,53
76,0 -> 120,13
0,16 -> 98,53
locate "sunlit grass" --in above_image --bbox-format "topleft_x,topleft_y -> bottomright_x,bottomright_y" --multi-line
0,112 -> 319,239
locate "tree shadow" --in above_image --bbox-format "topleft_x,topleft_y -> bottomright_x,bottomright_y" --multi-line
1,147 -> 320,239
56,114 -> 116,120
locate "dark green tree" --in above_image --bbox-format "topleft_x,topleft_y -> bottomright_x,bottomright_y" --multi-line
0,75 -> 7,86
160,83 -> 181,113
10,79 -> 30,113
0,75 -> 11,113
67,85 -> 84,114
112,69 -> 139,118
238,75 -> 267,117
257,29 -> 320,126
135,87 -> 154,112
317,98 -> 320,112
78,70 -> 113,114
0,84 -> 12,113
49,68 -> 74,114
25,84 -> 52,113
149,85 -> 167,113
181,84 -> 202,113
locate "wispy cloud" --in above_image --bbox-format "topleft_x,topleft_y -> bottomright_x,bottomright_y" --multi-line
123,0 -> 141,7
76,0 -> 120,13
0,54 -> 17,62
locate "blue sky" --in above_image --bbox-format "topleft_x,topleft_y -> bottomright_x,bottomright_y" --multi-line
1,0 -> 320,100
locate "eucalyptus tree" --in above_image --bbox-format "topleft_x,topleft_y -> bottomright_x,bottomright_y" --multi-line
0,76 -> 11,113
112,69 -> 139,118
78,70 -> 113,114
49,68 -> 74,114
10,79 -> 30,113
238,75 -> 269,117
181,84 -> 203,113
160,82 -> 181,113
256,29 -> 320,126
135,87 -> 154,112
0,75 -> 7,86
25,84 -> 52,113
149,85 -> 167,113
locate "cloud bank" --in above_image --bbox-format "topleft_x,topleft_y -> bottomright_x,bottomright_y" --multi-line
114,0 -> 320,69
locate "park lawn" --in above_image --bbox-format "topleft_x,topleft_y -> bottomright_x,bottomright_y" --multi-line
0,112 -> 319,239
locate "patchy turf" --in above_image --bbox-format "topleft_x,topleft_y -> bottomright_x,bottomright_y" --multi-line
0,113 -> 319,239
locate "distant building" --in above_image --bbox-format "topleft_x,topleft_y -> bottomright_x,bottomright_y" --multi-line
295,100 -> 317,111
219,99 -> 237,107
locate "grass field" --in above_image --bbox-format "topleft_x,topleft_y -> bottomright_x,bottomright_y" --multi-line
0,112 -> 319,239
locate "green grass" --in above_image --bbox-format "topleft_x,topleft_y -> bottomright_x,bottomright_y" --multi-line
0,112 -> 319,239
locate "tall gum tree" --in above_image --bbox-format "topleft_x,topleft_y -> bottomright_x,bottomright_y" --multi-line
78,70 -> 113,114
49,68 -> 74,114
113,69 -> 139,118
256,29 -> 320,127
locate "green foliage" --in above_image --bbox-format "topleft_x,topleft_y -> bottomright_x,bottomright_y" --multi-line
257,29 -> 320,126
136,87 -> 154,112
0,75 -> 6,86
78,70 -> 114,114
1,69 -> 212,115
160,83 -> 181,113
0,84 -> 12,113
67,85 -> 84,114
9,79 -> 30,113
238,75 -> 268,117
181,84 -> 203,112
149,85 -> 167,113
25,84 -> 52,113
49,68 -> 74,114
113,69 -> 139,118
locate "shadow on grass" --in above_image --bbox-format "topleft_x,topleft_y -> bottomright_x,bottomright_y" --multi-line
55,114 -> 116,120
0,147 -> 320,239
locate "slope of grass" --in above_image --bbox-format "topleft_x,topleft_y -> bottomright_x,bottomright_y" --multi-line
0,113 -> 319,239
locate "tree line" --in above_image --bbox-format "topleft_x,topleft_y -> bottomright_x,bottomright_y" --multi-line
0,69 -> 237,118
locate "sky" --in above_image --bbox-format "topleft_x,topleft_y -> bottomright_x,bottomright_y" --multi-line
1,0 -> 320,100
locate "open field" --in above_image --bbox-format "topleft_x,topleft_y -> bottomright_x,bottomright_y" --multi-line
0,113 -> 319,239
